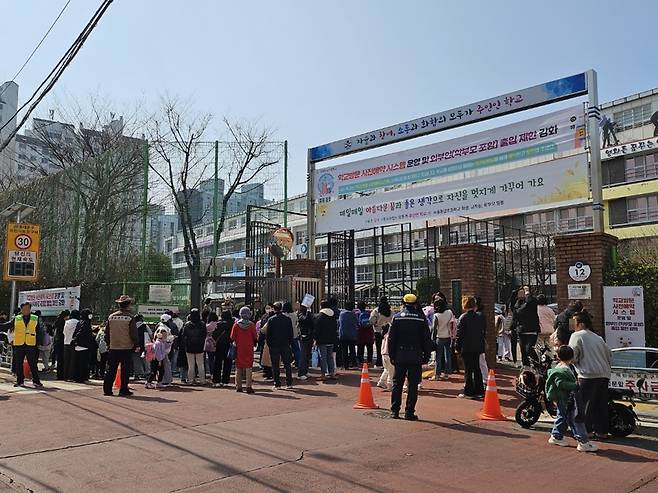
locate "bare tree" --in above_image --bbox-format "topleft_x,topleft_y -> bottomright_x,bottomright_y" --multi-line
149,98 -> 280,308
14,98 -> 147,285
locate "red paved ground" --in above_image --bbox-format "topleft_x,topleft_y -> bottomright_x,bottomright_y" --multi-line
0,367 -> 656,492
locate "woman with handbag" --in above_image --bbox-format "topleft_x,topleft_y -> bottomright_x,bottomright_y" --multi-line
212,310 -> 234,387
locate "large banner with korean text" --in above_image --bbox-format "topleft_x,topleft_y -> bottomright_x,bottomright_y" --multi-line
314,106 -> 585,199
315,153 -> 588,233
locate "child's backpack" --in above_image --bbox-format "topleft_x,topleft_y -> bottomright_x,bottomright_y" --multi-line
358,310 -> 370,329
144,342 -> 155,362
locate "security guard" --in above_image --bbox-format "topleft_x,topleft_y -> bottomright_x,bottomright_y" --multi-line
389,293 -> 432,420
12,302 -> 43,388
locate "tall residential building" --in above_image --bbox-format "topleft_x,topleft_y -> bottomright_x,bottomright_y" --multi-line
0,81 -> 19,184
225,182 -> 266,215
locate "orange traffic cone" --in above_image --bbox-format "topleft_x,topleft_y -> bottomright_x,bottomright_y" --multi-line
23,359 -> 31,380
479,370 -> 506,421
113,364 -> 122,389
354,363 -> 379,410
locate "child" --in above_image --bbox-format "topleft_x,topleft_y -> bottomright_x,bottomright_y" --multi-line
231,306 -> 258,394
145,328 -> 171,389
545,345 -> 598,452
377,325 -> 393,391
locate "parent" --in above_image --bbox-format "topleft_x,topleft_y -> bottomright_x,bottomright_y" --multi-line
181,308 -> 207,385
455,296 -> 485,399
514,286 -> 540,367
71,308 -> 95,383
212,310 -> 234,387
266,302 -> 295,390
369,297 -> 393,368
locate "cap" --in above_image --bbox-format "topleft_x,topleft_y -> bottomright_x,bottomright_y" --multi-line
403,293 -> 417,304
115,295 -> 133,304
160,314 -> 172,322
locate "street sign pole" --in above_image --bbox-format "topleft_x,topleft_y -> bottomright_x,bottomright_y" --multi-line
9,209 -> 21,314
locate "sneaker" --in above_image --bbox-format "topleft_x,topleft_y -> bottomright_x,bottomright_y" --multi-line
118,390 -> 134,397
33,382 -> 44,388
145,382 -> 156,389
298,375 -> 308,381
457,393 -> 466,398
212,383 -> 221,388
272,385 -> 280,391
377,382 -> 387,389
156,383 -> 166,389
577,442 -> 599,453
13,383 -> 25,388
548,436 -> 569,447
246,387 -> 255,394
286,385 -> 294,390
390,412 -> 400,419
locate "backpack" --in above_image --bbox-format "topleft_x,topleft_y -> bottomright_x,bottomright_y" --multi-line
358,310 -> 370,329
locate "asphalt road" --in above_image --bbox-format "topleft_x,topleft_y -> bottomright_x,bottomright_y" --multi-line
0,367 -> 656,492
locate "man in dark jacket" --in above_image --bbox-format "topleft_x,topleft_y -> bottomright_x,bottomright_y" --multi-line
313,301 -> 339,380
389,294 -> 432,420
514,286 -> 540,367
181,308 -> 207,384
266,302 -> 294,390
554,301 -> 583,345
296,303 -> 315,381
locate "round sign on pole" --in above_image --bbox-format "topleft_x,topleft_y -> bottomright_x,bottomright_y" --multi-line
568,261 -> 591,282
15,234 -> 32,250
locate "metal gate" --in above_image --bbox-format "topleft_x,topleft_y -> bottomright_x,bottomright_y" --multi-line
245,217 -> 279,306
435,217 -> 556,306
326,230 -> 355,307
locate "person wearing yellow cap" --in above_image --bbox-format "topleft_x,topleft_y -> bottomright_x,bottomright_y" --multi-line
388,293 -> 432,420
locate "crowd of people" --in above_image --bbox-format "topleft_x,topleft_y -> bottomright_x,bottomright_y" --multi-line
2,286 -> 614,449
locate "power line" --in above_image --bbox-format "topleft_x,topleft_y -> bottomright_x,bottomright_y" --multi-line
0,0 -> 72,100
0,0 -> 114,152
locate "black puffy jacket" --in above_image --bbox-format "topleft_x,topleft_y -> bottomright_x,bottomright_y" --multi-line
313,309 -> 338,345
181,311 -> 207,354
514,295 -> 540,335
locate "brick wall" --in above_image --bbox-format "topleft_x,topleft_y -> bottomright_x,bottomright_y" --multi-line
281,259 -> 325,279
438,243 -> 496,366
554,232 -> 618,336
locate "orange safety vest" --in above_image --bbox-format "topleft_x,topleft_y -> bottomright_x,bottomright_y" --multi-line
13,314 -> 38,346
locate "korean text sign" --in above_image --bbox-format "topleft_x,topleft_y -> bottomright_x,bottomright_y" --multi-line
314,106 -> 585,199
310,73 -> 587,162
603,286 -> 646,348
18,286 -> 81,317
315,154 -> 588,234
4,222 -> 41,282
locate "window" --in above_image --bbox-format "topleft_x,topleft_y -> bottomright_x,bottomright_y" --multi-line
386,262 -> 403,280
316,244 -> 327,260
557,206 -> 593,232
206,226 -> 214,237
411,230 -> 427,249
356,265 -> 373,283
296,230 -> 307,246
627,195 -> 658,224
412,260 -> 427,279
356,238 -> 374,256
525,211 -> 556,234
613,104 -> 653,131
384,234 -> 402,252
625,153 -> 658,182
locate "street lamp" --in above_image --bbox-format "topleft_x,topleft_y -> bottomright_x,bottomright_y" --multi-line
1,202 -> 36,313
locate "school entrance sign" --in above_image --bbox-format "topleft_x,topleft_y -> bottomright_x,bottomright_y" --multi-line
307,70 -> 604,254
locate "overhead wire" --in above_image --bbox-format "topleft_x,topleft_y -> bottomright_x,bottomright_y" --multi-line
0,0 -> 72,100
0,0 -> 114,153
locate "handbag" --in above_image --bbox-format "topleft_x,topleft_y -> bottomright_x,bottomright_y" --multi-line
227,343 -> 236,361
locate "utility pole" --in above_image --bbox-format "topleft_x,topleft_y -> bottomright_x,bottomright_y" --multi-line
284,140 -> 288,228
140,141 -> 149,300
213,140 -> 219,258
587,70 -> 604,233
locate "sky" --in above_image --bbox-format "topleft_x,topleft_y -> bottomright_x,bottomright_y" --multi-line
2,0 -> 658,197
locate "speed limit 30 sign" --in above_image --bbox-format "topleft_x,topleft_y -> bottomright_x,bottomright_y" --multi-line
4,223 -> 40,282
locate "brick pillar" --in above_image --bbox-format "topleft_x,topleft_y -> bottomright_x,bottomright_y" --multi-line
281,259 -> 325,279
438,243 -> 496,367
554,233 -> 618,336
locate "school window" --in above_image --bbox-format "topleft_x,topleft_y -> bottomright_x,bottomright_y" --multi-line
525,211 -> 557,234
355,265 -> 373,283
315,244 -> 328,260
356,238 -> 374,256
412,260 -> 427,279
613,104 -> 653,131
386,262 -> 403,280
384,234 -> 402,252
296,230 -> 308,246
627,195 -> 658,224
411,230 -> 427,249
625,153 -> 658,182
557,206 -> 593,232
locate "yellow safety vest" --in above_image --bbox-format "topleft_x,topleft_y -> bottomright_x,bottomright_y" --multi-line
13,314 -> 38,346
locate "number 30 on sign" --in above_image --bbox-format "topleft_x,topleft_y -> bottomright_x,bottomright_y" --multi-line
4,223 -> 41,282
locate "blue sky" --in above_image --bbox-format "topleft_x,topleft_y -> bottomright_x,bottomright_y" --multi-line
2,0 -> 658,195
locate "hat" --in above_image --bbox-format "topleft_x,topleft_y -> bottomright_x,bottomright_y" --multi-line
115,295 -> 133,304
403,293 -> 417,304
160,313 -> 172,322
239,306 -> 252,319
